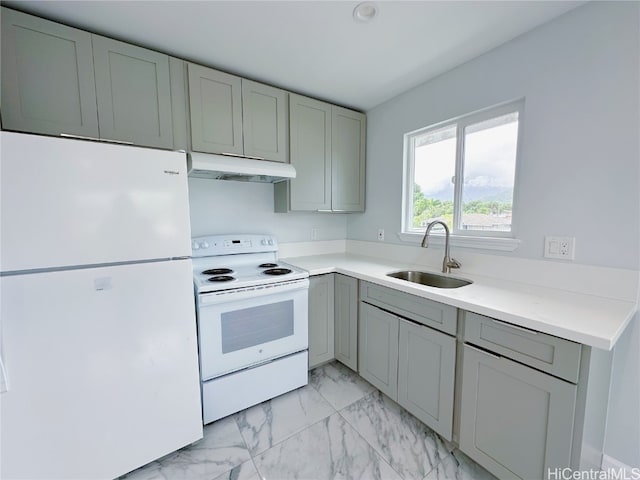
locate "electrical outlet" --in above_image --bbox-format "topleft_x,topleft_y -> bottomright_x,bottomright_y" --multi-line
311,228 -> 318,241
377,229 -> 385,241
544,236 -> 575,260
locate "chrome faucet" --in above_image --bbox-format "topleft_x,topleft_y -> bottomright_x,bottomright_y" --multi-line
421,221 -> 461,274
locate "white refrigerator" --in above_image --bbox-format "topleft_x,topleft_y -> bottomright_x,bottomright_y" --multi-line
0,132 -> 203,479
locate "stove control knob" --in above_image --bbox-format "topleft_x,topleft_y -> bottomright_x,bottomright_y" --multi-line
268,239 -> 274,245
192,241 -> 200,250
261,239 -> 268,245
199,241 -> 209,249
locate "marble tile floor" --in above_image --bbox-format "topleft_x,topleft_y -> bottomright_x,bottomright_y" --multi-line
121,361 -> 497,480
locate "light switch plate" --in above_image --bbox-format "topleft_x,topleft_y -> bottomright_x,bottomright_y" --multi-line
544,236 -> 575,260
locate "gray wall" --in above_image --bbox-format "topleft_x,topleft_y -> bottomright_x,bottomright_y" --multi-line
188,177 -> 347,241
348,1 -> 640,271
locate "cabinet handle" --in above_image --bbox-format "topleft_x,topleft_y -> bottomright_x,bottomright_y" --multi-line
317,209 -> 333,213
60,133 -> 100,141
60,133 -> 133,145
0,352 -> 9,393
491,319 -> 537,335
465,343 -> 501,360
220,152 -> 266,161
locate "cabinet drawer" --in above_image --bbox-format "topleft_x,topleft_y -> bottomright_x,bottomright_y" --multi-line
463,311 -> 581,383
360,281 -> 457,335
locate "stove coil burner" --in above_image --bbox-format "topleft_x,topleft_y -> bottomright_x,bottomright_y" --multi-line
202,268 -> 233,275
259,263 -> 279,268
207,275 -> 235,282
263,268 -> 292,276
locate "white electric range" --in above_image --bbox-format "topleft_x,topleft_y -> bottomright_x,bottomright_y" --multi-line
191,234 -> 309,424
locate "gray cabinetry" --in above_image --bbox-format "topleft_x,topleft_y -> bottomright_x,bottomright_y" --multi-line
188,64 -> 243,155
1,8 -> 174,149
459,310 -> 610,479
459,344 -> 577,480
308,274 -> 335,369
242,80 -> 289,162
187,64 -> 289,161
1,8 -> 99,137
92,36 -> 173,149
358,302 -> 399,399
334,273 -> 359,371
398,319 -> 456,440
359,281 -> 457,440
275,93 -> 365,213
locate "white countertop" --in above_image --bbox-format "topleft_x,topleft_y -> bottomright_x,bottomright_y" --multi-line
282,253 -> 638,350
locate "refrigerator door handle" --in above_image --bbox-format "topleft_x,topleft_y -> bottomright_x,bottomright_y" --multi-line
0,352 -> 8,393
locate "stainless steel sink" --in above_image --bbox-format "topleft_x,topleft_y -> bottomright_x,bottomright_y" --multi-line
387,270 -> 472,289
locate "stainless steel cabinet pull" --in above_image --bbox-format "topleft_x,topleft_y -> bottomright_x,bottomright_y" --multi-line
465,343 -> 501,360
491,319 -> 537,335
316,209 -> 333,213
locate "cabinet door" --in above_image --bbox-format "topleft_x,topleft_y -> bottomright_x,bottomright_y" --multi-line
334,274 -> 358,371
188,63 -> 243,155
1,8 -> 99,137
358,302 -> 398,400
242,80 -> 289,163
308,274 -> 335,369
398,320 -> 456,441
289,94 -> 332,211
331,106 -> 366,212
459,345 -> 577,480
93,35 -> 173,149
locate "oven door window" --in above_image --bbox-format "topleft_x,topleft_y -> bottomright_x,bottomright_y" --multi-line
221,300 -> 294,353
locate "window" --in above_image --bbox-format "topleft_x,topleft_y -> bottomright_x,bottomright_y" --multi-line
402,100 -> 522,242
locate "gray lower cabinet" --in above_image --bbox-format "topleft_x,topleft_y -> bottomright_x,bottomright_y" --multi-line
274,93 -> 365,213
459,344 -> 577,480
308,274 -> 335,369
358,302 -> 399,399
1,8 -> 99,137
92,36 -> 173,149
334,274 -> 358,371
398,319 -> 456,440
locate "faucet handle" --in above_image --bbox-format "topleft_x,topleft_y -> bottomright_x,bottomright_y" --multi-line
447,258 -> 462,270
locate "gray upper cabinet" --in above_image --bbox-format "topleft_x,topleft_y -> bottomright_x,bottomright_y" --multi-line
397,319 -> 456,441
1,8 -> 99,137
308,274 -> 335,369
188,63 -> 243,155
459,344 -> 577,479
334,274 -> 358,371
92,36 -> 173,149
187,64 -> 289,161
242,79 -> 288,162
275,93 -> 365,213
286,94 -> 332,211
331,106 -> 366,212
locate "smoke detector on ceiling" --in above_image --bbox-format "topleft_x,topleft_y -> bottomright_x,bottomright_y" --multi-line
353,2 -> 378,23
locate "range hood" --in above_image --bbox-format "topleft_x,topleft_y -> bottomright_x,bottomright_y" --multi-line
187,152 -> 296,183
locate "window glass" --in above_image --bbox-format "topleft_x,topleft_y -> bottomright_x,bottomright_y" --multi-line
404,100 -> 522,237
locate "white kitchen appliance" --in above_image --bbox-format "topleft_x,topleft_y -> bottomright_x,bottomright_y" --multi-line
192,234 -> 309,424
0,132 -> 203,479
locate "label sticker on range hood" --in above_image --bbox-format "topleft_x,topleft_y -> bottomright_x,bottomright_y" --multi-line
187,152 -> 296,183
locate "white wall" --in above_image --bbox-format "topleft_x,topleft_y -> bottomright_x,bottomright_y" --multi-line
348,1 -> 640,271
347,1 -> 640,468
188,177 -> 347,241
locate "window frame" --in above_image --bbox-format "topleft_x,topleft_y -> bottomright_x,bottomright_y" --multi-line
401,99 -> 524,248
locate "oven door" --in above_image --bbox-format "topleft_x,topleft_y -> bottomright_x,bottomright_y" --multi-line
196,279 -> 309,380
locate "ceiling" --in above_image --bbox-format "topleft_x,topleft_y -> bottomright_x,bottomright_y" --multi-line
3,0 -> 584,111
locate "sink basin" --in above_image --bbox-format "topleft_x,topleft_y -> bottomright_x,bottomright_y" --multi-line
387,270 -> 472,289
